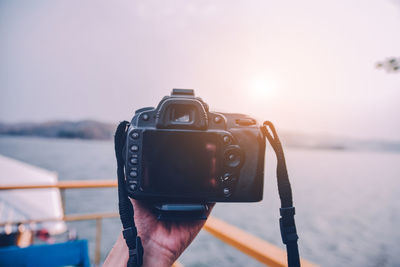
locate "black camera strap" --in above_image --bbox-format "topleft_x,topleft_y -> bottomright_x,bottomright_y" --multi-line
114,120 -> 299,267
262,121 -> 300,267
115,121 -> 143,267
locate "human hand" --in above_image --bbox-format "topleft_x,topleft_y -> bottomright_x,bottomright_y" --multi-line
103,200 -> 214,267
132,200 -> 214,267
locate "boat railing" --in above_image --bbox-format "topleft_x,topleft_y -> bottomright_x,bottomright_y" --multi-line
0,180 -> 317,267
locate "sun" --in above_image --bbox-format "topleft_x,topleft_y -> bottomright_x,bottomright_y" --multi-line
249,77 -> 276,99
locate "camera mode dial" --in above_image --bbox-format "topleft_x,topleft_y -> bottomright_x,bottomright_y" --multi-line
224,146 -> 243,169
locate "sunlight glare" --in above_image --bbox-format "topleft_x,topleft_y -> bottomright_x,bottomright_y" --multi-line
249,77 -> 277,99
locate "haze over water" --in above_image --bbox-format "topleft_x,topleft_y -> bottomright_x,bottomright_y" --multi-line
1,136 -> 400,266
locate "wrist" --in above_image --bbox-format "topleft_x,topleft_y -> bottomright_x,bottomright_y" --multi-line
104,233 -> 176,267
141,238 -> 176,267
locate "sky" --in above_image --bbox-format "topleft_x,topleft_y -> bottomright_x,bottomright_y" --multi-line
0,0 -> 400,140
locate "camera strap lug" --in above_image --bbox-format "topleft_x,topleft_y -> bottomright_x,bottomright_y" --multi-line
262,121 -> 301,267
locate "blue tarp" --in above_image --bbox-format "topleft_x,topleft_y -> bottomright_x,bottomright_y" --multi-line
0,240 -> 90,267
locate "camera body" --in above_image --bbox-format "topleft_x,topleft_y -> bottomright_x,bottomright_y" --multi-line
123,89 -> 265,203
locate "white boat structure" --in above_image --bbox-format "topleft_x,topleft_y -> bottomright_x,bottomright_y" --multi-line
0,154 -> 66,235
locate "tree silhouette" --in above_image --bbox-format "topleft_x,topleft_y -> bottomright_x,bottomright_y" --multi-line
376,57 -> 400,73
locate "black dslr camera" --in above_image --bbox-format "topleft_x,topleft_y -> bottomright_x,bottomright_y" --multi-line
123,89 -> 266,206
117,89 -> 300,266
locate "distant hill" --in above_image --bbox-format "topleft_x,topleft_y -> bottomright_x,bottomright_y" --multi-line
0,120 -> 399,153
0,120 -> 116,140
280,131 -> 400,153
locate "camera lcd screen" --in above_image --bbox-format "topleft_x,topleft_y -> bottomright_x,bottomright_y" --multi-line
141,130 -> 222,195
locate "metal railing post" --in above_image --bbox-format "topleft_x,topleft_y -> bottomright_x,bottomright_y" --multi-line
95,218 -> 102,266
60,188 -> 66,215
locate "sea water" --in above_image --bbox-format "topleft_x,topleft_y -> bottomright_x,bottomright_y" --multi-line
1,136 -> 400,267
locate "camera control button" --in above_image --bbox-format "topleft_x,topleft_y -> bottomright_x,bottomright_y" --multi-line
129,182 -> 138,191
235,118 -> 256,126
130,145 -> 139,152
221,173 -> 231,182
131,132 -> 139,139
130,157 -> 138,165
223,136 -> 231,144
223,188 -> 231,196
142,114 -> 149,121
214,116 -> 222,123
224,147 -> 242,168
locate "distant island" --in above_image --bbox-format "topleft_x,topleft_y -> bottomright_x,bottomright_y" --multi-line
0,120 -> 399,153
0,120 -> 116,140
